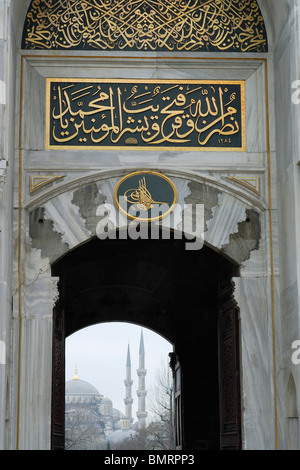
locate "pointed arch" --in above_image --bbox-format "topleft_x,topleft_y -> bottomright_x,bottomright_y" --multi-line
51,231 -> 241,449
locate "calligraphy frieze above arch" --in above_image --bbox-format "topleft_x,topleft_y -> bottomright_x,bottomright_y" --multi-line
22,0 -> 268,52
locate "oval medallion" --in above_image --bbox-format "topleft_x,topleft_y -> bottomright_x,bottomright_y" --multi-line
114,171 -> 177,221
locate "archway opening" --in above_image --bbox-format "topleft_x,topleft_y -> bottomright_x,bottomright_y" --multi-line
65,322 -> 173,450
52,232 -> 241,450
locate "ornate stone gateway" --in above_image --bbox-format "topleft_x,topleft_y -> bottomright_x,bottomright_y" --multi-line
3,0 -> 284,452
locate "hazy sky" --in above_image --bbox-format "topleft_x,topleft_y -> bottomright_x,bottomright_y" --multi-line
65,322 -> 173,422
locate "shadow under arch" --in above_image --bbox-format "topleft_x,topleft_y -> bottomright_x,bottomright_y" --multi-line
51,229 -> 242,450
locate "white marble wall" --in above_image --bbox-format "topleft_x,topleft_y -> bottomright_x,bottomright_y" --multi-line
272,0 -> 300,450
0,0 -> 18,450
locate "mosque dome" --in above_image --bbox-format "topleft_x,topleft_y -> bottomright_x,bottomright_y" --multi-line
66,378 -> 100,396
65,368 -> 102,403
100,396 -> 113,417
101,396 -> 112,404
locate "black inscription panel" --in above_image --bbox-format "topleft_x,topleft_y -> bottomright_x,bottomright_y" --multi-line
46,79 -> 245,151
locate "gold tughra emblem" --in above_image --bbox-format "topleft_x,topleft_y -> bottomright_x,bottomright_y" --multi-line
124,177 -> 166,211
114,171 -> 177,222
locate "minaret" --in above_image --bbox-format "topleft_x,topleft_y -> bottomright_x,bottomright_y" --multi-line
124,341 -> 134,426
136,330 -> 147,428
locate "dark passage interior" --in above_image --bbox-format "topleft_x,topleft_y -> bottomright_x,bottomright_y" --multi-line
52,232 -> 240,450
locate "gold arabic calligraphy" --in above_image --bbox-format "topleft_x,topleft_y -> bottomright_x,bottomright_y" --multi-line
46,79 -> 245,150
22,0 -> 267,52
